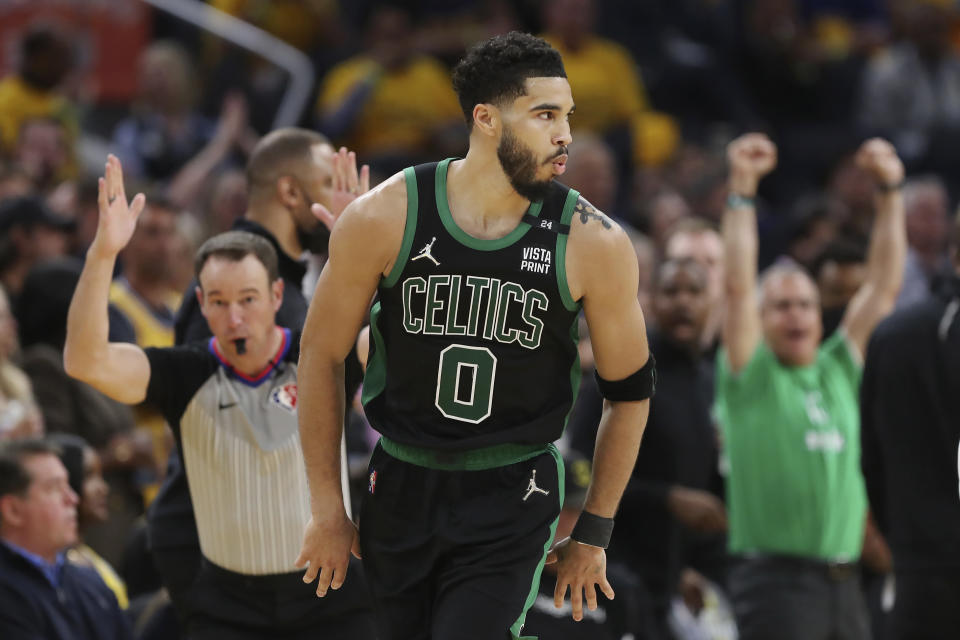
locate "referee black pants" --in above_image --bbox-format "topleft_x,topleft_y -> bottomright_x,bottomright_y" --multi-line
184,557 -> 376,640
359,441 -> 563,640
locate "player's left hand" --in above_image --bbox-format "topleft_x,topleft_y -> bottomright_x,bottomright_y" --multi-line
545,537 -> 615,621
855,137 -> 903,190
311,146 -> 370,231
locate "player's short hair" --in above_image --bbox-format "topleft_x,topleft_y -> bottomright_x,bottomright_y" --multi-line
451,32 -> 566,128
0,439 -> 61,501
246,128 -> 330,198
194,231 -> 279,285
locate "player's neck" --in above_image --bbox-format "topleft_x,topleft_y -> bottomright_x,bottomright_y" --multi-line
448,150 -> 532,224
245,203 -> 303,261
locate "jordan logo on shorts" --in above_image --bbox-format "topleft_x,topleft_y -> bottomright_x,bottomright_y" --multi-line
411,237 -> 440,266
523,469 -> 549,501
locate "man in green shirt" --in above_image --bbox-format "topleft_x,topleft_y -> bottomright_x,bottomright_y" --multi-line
716,133 -> 906,640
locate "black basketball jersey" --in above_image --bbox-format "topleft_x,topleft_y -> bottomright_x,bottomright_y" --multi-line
362,159 -> 583,450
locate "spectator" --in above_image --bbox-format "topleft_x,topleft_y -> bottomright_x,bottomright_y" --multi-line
0,195 -> 73,299
811,240 -> 868,337
897,176 -> 952,308
783,195 -> 841,272
665,217 -> 725,353
610,257 -> 725,638
0,439 -> 131,640
204,168 -> 247,237
15,260 -> 136,448
14,116 -> 73,192
0,283 -> 41,441
562,134 -> 621,219
0,162 -> 33,201
716,134 -> 905,640
49,433 -> 129,610
109,198 -> 181,349
859,2 -> 960,167
63,161 -> 376,637
0,26 -> 77,167
111,42 -> 255,208
860,210 -> 960,639
316,3 -> 465,175
16,259 -> 150,569
647,190 -> 692,252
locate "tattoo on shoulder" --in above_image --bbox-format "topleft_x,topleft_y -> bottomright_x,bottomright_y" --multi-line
575,197 -> 612,229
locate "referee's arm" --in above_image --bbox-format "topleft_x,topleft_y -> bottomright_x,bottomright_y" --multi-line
64,155 -> 150,405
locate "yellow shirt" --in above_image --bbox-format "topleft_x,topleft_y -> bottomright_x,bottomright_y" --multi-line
317,55 -> 463,156
67,544 -> 129,609
109,280 -> 180,504
0,75 -> 78,174
108,281 -> 179,349
210,0 -> 338,52
540,35 -> 679,166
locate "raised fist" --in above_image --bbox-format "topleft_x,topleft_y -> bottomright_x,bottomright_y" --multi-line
727,133 -> 778,196
855,138 -> 904,190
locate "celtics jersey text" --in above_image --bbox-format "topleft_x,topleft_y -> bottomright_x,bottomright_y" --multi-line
362,159 -> 583,450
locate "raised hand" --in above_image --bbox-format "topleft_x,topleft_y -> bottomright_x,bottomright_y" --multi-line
92,155 -> 145,258
727,133 -> 778,197
311,146 -> 371,232
855,138 -> 904,190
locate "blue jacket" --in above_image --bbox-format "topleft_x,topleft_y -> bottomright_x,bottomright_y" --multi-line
0,542 -> 131,640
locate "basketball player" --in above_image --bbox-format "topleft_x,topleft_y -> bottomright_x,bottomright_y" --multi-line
296,32 -> 654,639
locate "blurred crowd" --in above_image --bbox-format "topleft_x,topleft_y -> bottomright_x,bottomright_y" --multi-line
1,1 -> 959,639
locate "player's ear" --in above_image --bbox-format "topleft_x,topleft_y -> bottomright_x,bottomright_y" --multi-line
473,103 -> 499,138
195,285 -> 205,313
275,176 -> 298,208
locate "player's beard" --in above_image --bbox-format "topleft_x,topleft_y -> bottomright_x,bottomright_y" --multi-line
497,126 -> 555,202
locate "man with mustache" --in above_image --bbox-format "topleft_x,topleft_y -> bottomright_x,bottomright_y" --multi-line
296,32 -> 654,639
716,133 -> 906,640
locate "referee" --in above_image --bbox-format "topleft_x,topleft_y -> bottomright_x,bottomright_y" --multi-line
63,156 -> 374,639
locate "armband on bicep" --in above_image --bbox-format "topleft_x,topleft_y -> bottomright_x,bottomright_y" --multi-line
594,354 -> 656,402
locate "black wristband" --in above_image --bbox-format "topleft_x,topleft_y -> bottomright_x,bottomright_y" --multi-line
570,511 -> 615,549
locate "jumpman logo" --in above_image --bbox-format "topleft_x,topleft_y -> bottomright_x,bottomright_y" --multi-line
411,237 -> 440,266
523,469 -> 549,501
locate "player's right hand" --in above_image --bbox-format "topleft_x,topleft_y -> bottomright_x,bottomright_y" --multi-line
295,511 -> 361,597
92,154 -> 145,258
